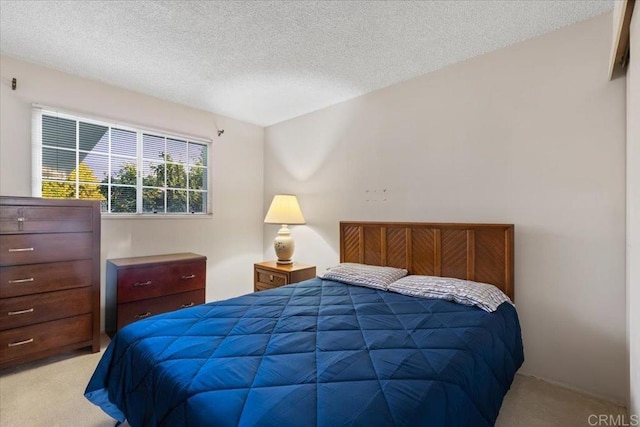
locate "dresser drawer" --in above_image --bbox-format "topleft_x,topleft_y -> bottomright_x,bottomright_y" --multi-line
0,314 -> 92,365
117,261 -> 205,303
0,233 -> 93,266
0,205 -> 93,234
116,289 -> 205,330
0,287 -> 93,331
0,260 -> 92,298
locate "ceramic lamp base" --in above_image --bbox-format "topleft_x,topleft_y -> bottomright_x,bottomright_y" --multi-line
273,224 -> 295,265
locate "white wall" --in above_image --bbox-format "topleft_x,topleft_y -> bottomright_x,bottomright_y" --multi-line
0,55 -> 265,327
628,7 -> 640,417
264,13 -> 627,403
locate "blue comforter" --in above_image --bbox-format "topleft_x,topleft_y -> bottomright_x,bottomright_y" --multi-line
86,278 -> 523,426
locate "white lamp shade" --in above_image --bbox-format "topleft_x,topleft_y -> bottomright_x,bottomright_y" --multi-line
264,195 -> 306,225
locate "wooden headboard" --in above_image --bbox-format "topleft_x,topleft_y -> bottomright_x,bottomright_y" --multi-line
340,222 -> 515,300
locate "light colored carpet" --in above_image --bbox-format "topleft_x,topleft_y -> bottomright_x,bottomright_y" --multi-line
495,375 -> 628,427
0,335 -> 628,427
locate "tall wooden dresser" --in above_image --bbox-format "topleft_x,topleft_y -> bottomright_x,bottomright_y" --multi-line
0,196 -> 101,369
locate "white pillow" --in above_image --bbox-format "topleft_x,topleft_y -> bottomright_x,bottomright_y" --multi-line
387,275 -> 512,312
320,263 -> 408,291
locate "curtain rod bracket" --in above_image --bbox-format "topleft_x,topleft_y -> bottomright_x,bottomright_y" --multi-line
217,129 -> 224,137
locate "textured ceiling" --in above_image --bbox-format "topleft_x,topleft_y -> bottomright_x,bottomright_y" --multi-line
0,1 -> 613,126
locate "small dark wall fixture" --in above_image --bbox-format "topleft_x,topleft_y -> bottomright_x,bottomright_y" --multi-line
12,78 -> 16,90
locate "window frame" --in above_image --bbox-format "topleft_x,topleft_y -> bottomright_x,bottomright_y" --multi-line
32,106 -> 213,218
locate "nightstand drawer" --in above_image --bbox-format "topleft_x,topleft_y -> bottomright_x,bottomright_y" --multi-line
0,287 -> 92,331
256,269 -> 288,287
255,281 -> 282,292
253,262 -> 316,292
0,260 -> 92,298
116,289 -> 205,330
116,260 -> 205,303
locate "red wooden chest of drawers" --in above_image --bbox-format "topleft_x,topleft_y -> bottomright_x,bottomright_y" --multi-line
105,252 -> 206,337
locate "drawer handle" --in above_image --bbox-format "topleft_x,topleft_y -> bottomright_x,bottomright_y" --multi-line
133,281 -> 153,287
135,312 -> 152,319
270,275 -> 274,282
8,338 -> 34,347
181,274 -> 196,280
8,247 -> 34,252
8,308 -> 34,316
180,302 -> 195,308
17,209 -> 25,231
8,277 -> 34,284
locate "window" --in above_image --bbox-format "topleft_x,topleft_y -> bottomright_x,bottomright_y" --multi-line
33,108 -> 210,215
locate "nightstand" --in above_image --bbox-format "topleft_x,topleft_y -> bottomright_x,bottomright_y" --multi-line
254,261 -> 316,292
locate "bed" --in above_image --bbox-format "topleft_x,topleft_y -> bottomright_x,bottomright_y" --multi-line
86,222 -> 523,426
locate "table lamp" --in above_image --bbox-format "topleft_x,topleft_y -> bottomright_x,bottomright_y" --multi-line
264,194 -> 306,265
